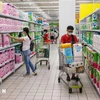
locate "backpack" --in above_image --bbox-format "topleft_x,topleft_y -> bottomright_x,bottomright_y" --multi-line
20,41 -> 34,52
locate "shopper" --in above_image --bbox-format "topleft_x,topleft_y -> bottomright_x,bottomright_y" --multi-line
42,29 -> 49,42
7,27 -> 37,77
50,30 -> 55,44
60,25 -> 78,81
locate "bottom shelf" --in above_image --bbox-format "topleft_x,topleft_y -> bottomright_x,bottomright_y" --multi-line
86,70 -> 100,96
0,52 -> 36,83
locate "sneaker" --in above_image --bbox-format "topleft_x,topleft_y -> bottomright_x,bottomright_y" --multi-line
23,74 -> 31,77
33,72 -> 37,76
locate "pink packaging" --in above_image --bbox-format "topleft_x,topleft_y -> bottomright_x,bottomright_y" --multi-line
15,54 -> 22,64
0,66 -> 4,78
10,61 -> 15,70
5,50 -> 9,61
2,3 -> 9,15
10,48 -> 15,60
2,34 -> 10,47
4,63 -> 8,74
0,34 -> 2,48
0,51 -> 3,65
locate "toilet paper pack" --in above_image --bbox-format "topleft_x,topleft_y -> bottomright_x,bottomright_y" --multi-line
73,44 -> 82,62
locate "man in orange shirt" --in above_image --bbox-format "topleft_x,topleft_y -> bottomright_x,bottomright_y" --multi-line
60,26 -> 78,81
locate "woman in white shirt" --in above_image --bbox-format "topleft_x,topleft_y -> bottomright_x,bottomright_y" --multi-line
7,27 -> 37,77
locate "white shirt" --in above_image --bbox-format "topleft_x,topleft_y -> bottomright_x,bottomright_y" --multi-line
22,36 -> 30,51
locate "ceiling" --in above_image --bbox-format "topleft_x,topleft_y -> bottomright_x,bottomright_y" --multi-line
2,0 -> 100,21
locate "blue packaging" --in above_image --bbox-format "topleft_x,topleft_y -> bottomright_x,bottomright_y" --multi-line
64,48 -> 73,64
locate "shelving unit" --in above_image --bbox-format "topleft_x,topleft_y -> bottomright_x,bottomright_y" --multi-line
80,9 -> 100,95
0,4 -> 43,83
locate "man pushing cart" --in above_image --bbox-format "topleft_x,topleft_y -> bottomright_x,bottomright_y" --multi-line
58,26 -> 84,93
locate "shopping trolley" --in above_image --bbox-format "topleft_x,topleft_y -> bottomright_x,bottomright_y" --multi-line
35,41 -> 50,70
58,48 -> 84,93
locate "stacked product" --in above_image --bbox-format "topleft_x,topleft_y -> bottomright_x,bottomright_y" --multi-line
37,17 -> 43,24
82,32 -> 93,45
92,33 -> 100,52
80,13 -> 99,30
83,45 -> 100,92
0,47 -> 15,78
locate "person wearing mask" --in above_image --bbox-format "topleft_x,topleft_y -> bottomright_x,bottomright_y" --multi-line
60,25 -> 78,81
7,27 -> 37,77
42,29 -> 49,43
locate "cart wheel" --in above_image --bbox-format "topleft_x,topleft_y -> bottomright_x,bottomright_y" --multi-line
48,66 -> 50,70
46,61 -> 48,65
69,88 -> 72,93
59,66 -> 61,70
79,88 -> 82,93
40,61 -> 42,65
67,75 -> 70,82
58,77 -> 60,83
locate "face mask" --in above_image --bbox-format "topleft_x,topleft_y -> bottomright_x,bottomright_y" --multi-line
67,32 -> 72,36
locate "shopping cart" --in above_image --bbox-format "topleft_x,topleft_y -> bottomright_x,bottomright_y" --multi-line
35,41 -> 50,70
58,48 -> 84,93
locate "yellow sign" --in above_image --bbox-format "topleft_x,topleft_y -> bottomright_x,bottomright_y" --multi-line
80,3 -> 100,20
75,13 -> 79,23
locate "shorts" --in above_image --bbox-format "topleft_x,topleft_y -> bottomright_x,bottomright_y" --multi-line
50,36 -> 54,40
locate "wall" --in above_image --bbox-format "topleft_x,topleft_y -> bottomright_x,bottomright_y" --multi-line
59,0 -> 75,37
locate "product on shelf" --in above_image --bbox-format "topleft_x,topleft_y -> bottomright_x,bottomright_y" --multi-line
10,60 -> 15,70
0,66 -> 5,78
0,2 -> 2,14
2,34 -> 10,47
10,47 -> 15,60
15,53 -> 22,64
28,12 -> 33,22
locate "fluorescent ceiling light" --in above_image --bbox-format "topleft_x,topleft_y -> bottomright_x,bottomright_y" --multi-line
16,6 -> 58,8
11,1 -> 58,4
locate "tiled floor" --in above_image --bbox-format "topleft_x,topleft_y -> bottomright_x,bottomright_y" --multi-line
0,44 -> 100,100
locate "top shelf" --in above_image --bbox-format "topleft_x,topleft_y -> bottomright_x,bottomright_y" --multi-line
80,9 -> 100,22
0,14 -> 42,25
81,30 -> 100,32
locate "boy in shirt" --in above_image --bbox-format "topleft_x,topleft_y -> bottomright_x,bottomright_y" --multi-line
60,26 -> 78,80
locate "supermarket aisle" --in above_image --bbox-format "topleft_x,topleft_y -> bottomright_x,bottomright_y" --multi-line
0,44 -> 100,100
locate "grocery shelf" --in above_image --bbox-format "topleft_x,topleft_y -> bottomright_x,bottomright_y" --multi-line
0,52 -> 36,83
30,30 -> 42,32
0,43 -> 21,51
82,41 -> 100,54
85,70 -> 100,96
80,9 -> 100,22
0,30 -> 22,34
0,14 -> 42,25
2,69 -> 14,80
81,30 -> 100,32
15,62 -> 24,71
